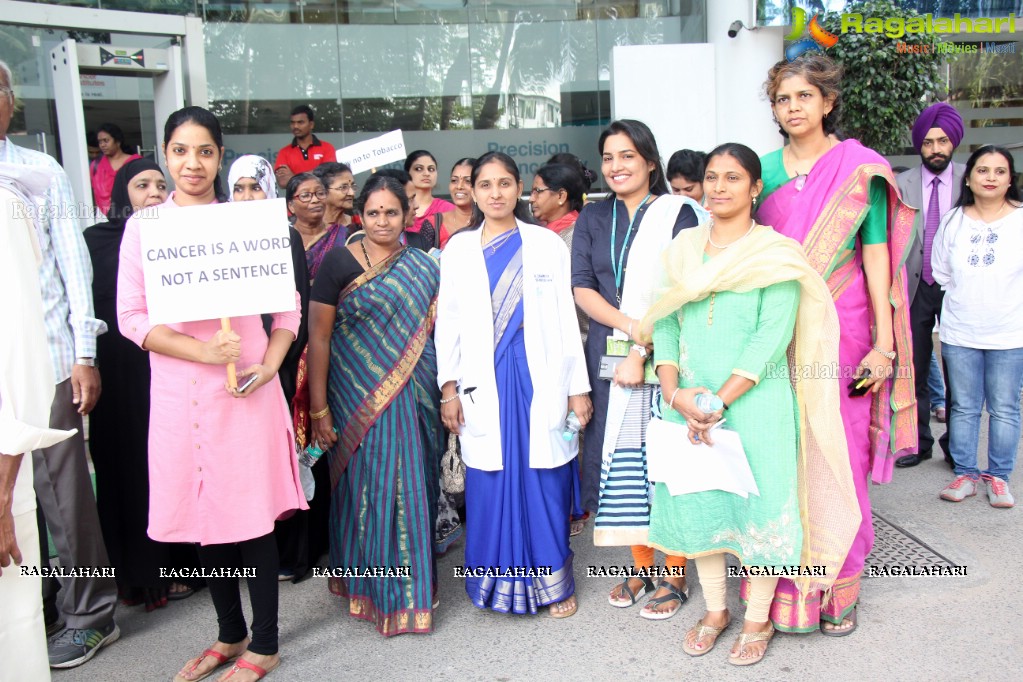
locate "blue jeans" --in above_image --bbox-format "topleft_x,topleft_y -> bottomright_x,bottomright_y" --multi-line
942,344 -> 1023,481
928,351 -> 946,409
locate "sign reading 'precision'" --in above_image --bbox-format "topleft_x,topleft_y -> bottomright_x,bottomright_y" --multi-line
138,199 -> 296,325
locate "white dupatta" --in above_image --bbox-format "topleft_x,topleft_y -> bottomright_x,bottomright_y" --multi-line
600,194 -> 708,471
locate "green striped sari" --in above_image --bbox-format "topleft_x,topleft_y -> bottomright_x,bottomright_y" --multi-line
325,246 -> 443,636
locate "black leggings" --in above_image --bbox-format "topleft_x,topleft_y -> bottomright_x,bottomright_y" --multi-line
195,532 -> 280,655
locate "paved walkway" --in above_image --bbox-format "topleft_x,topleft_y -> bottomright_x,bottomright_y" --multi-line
57,419 -> 1018,681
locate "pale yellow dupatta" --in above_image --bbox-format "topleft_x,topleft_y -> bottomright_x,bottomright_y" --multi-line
641,224 -> 860,596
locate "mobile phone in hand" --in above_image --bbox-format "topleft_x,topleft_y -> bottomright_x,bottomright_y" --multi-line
238,373 -> 259,393
847,370 -> 872,397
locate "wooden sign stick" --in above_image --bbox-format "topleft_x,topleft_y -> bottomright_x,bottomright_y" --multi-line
221,317 -> 238,389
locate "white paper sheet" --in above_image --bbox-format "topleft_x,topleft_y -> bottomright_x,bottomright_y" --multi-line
646,417 -> 760,498
138,199 -> 296,324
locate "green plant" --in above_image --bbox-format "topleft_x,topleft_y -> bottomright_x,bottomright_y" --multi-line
817,0 -> 944,154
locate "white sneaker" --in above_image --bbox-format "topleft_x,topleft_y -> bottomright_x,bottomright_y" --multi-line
982,475 -> 1015,508
939,475 -> 978,502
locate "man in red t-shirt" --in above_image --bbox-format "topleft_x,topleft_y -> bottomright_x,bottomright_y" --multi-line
273,105 -> 336,188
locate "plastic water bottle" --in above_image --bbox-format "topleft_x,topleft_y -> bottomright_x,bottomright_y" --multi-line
299,427 -> 338,468
695,392 -> 724,413
298,428 -> 337,501
298,444 -> 320,501
563,411 -> 583,441
299,442 -> 325,468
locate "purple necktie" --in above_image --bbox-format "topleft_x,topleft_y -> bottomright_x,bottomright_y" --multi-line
922,176 -> 940,285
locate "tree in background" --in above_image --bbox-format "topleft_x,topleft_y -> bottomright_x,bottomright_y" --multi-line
816,0 -> 944,154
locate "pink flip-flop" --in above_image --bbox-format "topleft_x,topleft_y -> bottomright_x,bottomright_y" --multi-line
173,648 -> 236,682
220,657 -> 280,680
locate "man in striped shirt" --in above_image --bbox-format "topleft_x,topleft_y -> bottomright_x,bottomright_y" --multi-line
0,61 -> 119,669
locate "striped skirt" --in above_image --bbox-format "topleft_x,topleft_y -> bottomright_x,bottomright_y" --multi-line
593,386 -> 655,547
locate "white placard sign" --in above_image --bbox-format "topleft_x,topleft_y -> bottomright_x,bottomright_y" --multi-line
138,199 -> 296,325
335,129 -> 406,174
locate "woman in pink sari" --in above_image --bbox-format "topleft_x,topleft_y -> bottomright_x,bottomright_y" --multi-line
750,55 -> 917,635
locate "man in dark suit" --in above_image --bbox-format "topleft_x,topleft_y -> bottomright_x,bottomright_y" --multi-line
895,103 -> 966,468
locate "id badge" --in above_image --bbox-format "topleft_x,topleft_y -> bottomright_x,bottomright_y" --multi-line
604,336 -> 658,384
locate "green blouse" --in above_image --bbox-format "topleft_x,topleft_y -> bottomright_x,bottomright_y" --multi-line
760,148 -> 888,247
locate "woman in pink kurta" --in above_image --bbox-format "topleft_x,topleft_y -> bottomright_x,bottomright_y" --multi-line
117,106 -> 303,682
118,205 -> 305,544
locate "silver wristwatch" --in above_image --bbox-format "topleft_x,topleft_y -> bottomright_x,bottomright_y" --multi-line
630,344 -> 648,359
75,357 -> 96,367
872,346 -> 896,361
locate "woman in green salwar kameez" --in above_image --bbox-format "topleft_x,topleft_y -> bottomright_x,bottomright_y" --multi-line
642,144 -> 856,667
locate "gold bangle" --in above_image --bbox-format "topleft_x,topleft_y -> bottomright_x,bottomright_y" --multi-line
310,407 -> 330,420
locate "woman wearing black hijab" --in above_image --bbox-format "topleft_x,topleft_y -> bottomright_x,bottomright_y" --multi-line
83,158 -> 196,610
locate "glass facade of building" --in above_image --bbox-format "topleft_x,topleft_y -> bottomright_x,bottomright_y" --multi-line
2,0 -> 708,186
7,0 -> 1019,183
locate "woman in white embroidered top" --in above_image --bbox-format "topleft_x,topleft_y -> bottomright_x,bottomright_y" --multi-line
434,151 -> 591,619
932,145 -> 1023,509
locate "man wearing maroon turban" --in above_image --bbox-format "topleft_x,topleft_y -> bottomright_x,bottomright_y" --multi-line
895,102 -> 967,468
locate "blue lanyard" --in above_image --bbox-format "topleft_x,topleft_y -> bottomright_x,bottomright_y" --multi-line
610,193 -> 651,304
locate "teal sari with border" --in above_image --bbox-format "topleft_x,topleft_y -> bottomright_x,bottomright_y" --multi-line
325,246 -> 443,636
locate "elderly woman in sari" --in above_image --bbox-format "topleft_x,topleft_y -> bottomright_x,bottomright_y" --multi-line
435,151 -> 591,618
642,143 -> 855,666
313,162 -> 358,237
754,54 -> 917,636
288,167 -> 345,453
306,174 -> 444,636
350,168 -> 464,555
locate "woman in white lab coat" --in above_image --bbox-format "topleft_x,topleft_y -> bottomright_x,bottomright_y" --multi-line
435,151 -> 591,618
